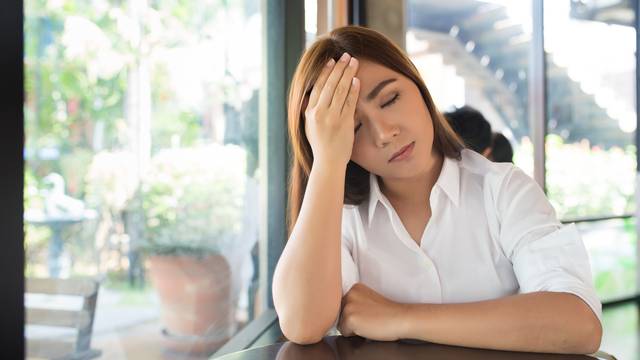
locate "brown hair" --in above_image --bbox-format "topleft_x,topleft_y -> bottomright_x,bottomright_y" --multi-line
287,25 -> 464,236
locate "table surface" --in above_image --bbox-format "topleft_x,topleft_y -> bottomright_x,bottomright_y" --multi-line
214,336 -> 605,360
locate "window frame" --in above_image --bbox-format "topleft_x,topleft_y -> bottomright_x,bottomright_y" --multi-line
2,0 -> 25,358
214,0 -> 306,355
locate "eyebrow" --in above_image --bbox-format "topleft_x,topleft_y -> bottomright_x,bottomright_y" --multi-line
366,78 -> 397,102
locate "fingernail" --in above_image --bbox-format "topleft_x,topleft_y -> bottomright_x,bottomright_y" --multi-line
326,58 -> 335,67
349,57 -> 358,67
340,52 -> 350,62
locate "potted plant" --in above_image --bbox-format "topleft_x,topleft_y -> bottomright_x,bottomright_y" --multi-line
131,143 -> 246,354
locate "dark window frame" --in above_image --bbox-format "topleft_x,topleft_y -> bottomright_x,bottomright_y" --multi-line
216,0 -> 305,356
1,0 -> 25,358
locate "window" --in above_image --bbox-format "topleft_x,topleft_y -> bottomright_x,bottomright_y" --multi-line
577,219 -> 637,301
544,1 -> 636,220
406,0 -> 640,303
406,0 -> 534,175
544,0 -> 637,301
24,0 -> 265,357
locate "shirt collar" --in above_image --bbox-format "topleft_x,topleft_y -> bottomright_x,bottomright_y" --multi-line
367,156 -> 460,228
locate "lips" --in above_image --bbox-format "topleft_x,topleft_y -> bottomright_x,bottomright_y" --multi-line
389,141 -> 415,162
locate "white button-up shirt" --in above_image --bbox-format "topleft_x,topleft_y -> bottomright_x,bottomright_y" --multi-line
338,149 -> 602,325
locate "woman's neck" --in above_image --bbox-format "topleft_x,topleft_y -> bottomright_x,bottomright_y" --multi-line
379,151 -> 444,209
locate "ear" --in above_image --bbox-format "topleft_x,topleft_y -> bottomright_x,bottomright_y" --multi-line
301,93 -> 311,115
301,94 -> 311,135
481,147 -> 492,159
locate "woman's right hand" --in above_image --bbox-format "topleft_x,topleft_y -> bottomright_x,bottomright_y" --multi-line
304,52 -> 360,169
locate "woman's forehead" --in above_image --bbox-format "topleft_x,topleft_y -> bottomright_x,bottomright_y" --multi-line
355,59 -> 401,88
355,59 -> 394,78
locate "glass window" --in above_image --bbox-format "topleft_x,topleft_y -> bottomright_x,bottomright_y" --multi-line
306,0 -> 319,46
600,302 -> 639,359
577,219 -> 637,302
405,1 -> 639,304
24,0 -> 264,357
544,1 -> 636,220
406,0 -> 533,175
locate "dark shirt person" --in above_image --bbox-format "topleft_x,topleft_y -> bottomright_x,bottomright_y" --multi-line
489,132 -> 514,163
444,105 -> 492,157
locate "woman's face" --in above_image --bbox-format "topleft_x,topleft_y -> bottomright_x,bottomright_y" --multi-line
350,59 -> 436,180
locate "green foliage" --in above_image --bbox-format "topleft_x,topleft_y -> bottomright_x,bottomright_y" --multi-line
594,258 -> 636,299
593,218 -> 638,300
546,134 -> 635,219
130,144 -> 246,256
514,136 -> 638,300
85,150 -> 138,213
514,134 -> 636,219
24,0 -> 261,277
24,0 -> 128,152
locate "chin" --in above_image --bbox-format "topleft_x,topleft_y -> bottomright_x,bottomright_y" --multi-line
379,166 -> 425,180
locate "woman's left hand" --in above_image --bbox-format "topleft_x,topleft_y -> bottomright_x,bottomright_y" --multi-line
337,283 -> 410,341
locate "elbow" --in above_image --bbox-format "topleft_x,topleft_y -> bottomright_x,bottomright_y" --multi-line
561,294 -> 603,354
282,327 -> 325,345
272,271 -> 341,345
567,314 -> 602,354
278,314 -> 329,345
581,319 -> 602,354
275,302 -> 338,345
272,282 -> 341,345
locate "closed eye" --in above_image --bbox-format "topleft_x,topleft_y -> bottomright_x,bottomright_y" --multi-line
382,93 -> 400,108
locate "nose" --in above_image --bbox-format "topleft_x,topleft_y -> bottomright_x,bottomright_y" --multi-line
370,117 -> 400,148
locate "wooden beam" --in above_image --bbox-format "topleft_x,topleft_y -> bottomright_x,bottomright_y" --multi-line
26,278 -> 98,297
26,308 -> 91,329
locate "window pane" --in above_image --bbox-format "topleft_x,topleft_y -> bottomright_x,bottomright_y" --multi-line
406,0 -> 533,175
544,1 -> 636,220
577,218 -> 637,302
24,0 -> 264,358
305,0 -> 318,46
600,302 -> 639,359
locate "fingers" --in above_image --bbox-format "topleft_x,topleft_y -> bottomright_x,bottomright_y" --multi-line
337,316 -> 355,337
307,57 -> 335,110
337,296 -> 355,337
341,77 -> 360,119
307,52 -> 359,118
330,56 -> 359,113
317,52 -> 353,110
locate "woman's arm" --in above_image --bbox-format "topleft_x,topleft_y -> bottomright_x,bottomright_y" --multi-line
337,283 -> 602,354
400,291 -> 602,354
272,163 -> 346,344
273,53 -> 361,345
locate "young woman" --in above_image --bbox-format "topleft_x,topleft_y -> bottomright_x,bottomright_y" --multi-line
272,25 -> 602,354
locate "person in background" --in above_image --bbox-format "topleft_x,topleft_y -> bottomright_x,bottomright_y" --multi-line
444,105 -> 492,157
490,132 -> 514,163
445,106 -> 514,164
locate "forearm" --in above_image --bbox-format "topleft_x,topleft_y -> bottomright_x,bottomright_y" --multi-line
400,292 -> 602,354
273,162 -> 346,342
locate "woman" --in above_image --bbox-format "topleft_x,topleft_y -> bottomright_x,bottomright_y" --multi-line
272,25 -> 601,354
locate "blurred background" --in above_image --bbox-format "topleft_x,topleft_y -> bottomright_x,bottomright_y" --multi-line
20,0 -> 640,359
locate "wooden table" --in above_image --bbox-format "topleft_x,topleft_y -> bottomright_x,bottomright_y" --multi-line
214,335 -> 610,359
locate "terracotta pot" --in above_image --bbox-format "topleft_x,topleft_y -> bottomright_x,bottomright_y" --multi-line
147,254 -> 236,355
